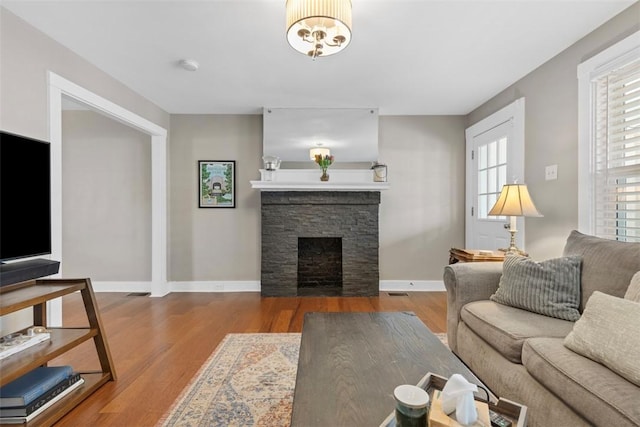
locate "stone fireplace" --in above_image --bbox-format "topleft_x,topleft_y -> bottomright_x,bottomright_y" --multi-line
260,191 -> 380,297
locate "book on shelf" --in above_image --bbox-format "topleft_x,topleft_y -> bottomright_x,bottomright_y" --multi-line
0,332 -> 51,361
0,373 -> 82,417
0,378 -> 85,424
0,366 -> 73,407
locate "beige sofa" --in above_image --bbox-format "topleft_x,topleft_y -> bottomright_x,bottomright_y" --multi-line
444,231 -> 640,427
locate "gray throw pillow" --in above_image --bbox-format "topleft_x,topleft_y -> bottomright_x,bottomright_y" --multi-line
563,230 -> 640,310
490,254 -> 582,321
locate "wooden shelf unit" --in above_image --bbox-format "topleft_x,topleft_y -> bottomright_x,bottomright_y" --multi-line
0,278 -> 116,426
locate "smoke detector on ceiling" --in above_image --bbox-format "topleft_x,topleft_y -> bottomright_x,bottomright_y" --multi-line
179,59 -> 199,71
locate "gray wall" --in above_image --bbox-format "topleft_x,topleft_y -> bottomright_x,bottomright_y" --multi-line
62,110 -> 151,280
169,115 -> 263,282
467,3 -> 640,260
379,116 -> 466,279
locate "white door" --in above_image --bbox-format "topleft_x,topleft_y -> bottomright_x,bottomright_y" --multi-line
465,98 -> 525,250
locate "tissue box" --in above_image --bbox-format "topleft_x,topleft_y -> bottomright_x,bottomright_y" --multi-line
428,390 -> 490,427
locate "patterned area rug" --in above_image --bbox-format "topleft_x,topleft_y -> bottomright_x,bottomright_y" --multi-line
158,332 -> 448,426
158,333 -> 300,427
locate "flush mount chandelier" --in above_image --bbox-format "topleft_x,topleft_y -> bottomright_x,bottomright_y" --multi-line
286,0 -> 352,59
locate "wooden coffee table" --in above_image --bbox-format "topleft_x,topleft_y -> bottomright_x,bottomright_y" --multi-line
291,312 -> 485,426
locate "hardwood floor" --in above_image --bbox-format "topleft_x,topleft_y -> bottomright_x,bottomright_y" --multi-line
52,291 -> 447,426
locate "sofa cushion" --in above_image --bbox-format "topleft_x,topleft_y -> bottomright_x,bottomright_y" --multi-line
490,254 -> 582,321
523,337 -> 640,427
563,230 -> 640,310
564,291 -> 640,387
460,300 -> 574,363
624,271 -> 640,302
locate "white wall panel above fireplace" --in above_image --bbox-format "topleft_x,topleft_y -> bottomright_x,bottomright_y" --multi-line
263,108 -> 379,162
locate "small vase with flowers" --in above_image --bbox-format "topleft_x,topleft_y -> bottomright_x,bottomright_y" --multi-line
314,154 -> 334,181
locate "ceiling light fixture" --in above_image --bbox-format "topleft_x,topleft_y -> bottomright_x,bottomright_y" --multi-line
286,0 -> 352,59
179,59 -> 199,72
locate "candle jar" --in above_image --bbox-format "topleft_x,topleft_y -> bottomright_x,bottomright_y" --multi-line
262,155 -> 281,181
372,162 -> 387,182
394,385 -> 429,427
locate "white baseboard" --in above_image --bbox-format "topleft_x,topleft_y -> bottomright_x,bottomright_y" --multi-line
379,280 -> 445,292
169,281 -> 261,293
91,280 -> 444,294
91,281 -> 153,293
91,280 -> 261,294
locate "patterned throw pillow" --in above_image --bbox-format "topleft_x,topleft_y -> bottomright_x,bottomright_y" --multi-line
624,271 -> 640,303
490,254 -> 582,321
564,291 -> 640,387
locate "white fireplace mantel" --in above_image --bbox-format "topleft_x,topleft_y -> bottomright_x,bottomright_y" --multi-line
250,169 -> 390,191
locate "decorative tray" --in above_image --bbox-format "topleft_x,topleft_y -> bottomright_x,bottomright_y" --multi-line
379,372 -> 528,427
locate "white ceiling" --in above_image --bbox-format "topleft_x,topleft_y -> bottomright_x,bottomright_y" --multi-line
2,0 -> 636,115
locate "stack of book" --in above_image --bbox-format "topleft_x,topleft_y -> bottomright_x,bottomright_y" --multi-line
0,366 -> 84,424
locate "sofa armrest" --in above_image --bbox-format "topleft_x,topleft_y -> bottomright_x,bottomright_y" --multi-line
443,262 -> 503,353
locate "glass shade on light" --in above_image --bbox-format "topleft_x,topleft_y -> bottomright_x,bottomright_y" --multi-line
286,0 -> 352,58
309,147 -> 330,160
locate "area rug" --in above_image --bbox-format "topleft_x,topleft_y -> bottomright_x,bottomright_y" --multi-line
158,332 -> 448,426
158,333 -> 301,427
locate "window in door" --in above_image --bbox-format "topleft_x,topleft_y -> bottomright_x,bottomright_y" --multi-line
477,137 -> 508,220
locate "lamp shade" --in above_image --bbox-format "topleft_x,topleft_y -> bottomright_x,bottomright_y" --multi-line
488,184 -> 543,217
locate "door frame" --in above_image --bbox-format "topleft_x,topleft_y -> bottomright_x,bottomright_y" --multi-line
47,72 -> 169,325
465,98 -> 525,249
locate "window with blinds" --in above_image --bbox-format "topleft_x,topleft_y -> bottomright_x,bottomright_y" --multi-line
593,59 -> 640,242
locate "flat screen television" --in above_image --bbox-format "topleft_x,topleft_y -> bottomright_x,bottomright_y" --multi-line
0,130 -> 52,261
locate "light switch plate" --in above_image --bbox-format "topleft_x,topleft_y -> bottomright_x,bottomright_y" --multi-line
545,164 -> 558,181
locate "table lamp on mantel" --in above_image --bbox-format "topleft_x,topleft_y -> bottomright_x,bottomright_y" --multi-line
488,183 -> 543,254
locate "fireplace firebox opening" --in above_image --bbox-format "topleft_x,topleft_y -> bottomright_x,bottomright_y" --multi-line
297,237 -> 343,296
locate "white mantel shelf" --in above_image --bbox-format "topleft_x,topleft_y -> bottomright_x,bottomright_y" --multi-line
251,181 -> 391,191
250,169 -> 390,192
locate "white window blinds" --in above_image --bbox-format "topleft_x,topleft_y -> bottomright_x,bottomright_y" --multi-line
593,59 -> 640,242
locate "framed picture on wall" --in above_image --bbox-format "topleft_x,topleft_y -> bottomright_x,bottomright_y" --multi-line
198,160 -> 236,208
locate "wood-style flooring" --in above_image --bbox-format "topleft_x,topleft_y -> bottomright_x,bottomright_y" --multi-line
52,291 -> 447,426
